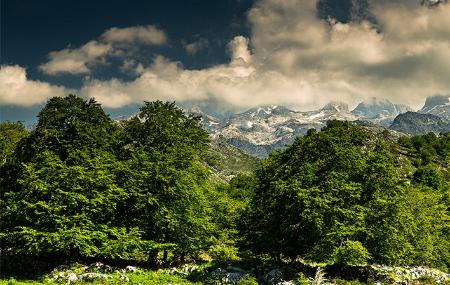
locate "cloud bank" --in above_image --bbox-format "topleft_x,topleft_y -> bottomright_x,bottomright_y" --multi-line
101,25 -> 167,46
2,0 -> 450,110
39,25 -> 167,75
39,41 -> 112,75
183,38 -> 210,55
0,65 -> 69,106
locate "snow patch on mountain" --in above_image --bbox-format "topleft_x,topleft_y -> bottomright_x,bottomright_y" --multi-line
206,103 -> 359,158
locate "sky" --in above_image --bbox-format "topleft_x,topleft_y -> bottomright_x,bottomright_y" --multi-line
1,0 -> 450,123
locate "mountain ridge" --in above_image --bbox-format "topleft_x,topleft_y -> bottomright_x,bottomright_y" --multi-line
186,96 -> 449,158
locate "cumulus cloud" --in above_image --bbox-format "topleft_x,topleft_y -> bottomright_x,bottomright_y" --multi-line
10,0 -> 450,110
39,25 -> 167,75
183,38 -> 209,55
228,36 -> 252,64
39,41 -> 112,75
101,25 -> 167,45
0,65 -> 68,106
243,0 -> 450,108
82,0 -> 450,110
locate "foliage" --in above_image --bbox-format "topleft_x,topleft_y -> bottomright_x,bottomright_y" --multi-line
115,101 -> 214,260
334,240 -> 371,266
241,121 -> 450,268
0,121 -> 29,165
309,268 -> 328,285
0,97 -> 215,262
1,96 -> 449,274
295,272 -> 310,285
0,96 -> 135,259
237,274 -> 259,285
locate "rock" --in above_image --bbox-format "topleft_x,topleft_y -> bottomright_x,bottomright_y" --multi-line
125,265 -> 138,273
91,262 -> 105,269
368,264 -> 450,284
264,269 -> 284,284
78,272 -> 110,281
390,111 -> 450,135
210,268 -> 244,284
226,266 -> 246,273
181,264 -> 199,274
66,273 -> 78,284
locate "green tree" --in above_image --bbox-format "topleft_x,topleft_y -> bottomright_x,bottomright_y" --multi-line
241,121 -> 450,268
0,121 -> 29,165
0,96 -> 147,260
116,101 -> 214,261
17,94 -> 120,162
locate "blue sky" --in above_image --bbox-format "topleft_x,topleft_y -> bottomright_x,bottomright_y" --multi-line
1,0 -> 450,124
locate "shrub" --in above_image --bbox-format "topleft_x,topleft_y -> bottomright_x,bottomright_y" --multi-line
334,240 -> 371,265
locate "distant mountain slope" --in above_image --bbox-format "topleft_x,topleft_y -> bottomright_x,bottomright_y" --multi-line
352,97 -> 413,127
419,94 -> 450,121
186,107 -> 225,132
352,97 -> 412,119
390,111 -> 450,135
204,138 -> 260,184
210,103 -> 359,158
112,96 -> 449,159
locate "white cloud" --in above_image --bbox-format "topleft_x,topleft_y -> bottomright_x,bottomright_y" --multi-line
183,38 -> 209,55
101,25 -> 167,45
0,65 -> 69,106
244,0 -> 450,108
8,1 -> 450,110
39,25 -> 167,76
39,41 -> 112,75
81,0 -> 450,110
228,36 -> 252,64
120,59 -> 145,75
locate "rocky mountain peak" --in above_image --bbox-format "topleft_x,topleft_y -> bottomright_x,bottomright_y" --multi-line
321,101 -> 349,113
390,111 -> 450,135
419,94 -> 450,121
352,97 -> 412,119
420,95 -> 450,112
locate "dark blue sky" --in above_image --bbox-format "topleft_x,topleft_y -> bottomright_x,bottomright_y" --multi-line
1,0 -> 253,85
1,0 -> 254,123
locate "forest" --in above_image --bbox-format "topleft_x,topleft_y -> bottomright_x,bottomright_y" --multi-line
1,95 -> 449,285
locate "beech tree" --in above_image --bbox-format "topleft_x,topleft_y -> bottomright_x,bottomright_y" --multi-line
241,121 -> 450,268
0,95 -> 149,259
116,101 -> 213,261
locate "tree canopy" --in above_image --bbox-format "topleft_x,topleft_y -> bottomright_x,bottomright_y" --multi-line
1,97 -> 449,272
0,97 -> 215,262
240,121 -> 450,269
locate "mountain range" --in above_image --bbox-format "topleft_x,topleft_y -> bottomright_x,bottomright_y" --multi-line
186,95 -> 450,158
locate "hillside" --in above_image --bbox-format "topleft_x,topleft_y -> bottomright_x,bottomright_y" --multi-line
204,138 -> 260,184
390,112 -> 450,135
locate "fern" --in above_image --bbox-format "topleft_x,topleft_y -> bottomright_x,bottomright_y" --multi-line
309,268 -> 328,285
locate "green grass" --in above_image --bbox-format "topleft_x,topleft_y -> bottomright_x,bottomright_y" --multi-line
1,270 -> 201,285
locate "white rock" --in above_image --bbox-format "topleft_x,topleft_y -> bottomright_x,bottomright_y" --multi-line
66,273 -> 78,284
125,265 -> 138,273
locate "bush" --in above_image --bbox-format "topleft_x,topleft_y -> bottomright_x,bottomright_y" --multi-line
237,274 -> 259,285
334,240 -> 371,266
